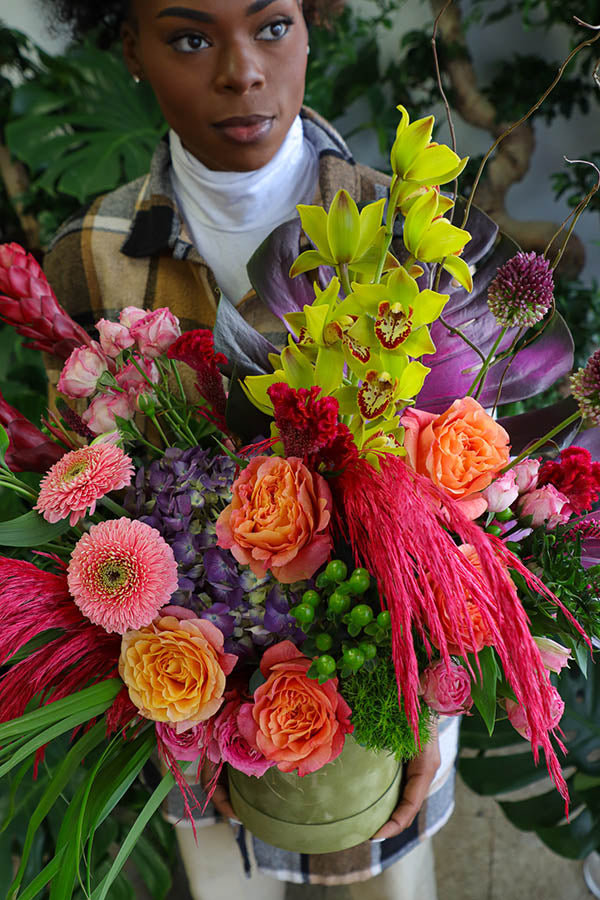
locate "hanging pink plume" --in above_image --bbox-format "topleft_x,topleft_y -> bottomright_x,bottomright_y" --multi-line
0,558 -> 130,731
337,456 -> 588,807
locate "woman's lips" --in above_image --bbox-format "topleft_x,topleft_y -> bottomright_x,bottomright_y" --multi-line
213,115 -> 274,143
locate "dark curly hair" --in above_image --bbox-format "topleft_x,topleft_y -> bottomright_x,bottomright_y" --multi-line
44,1 -> 345,47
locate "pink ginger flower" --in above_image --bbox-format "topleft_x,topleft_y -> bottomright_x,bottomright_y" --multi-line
35,444 -> 134,525
0,242 -> 92,359
0,388 -> 65,473
57,341 -> 112,399
130,307 -> 181,358
67,517 -> 178,633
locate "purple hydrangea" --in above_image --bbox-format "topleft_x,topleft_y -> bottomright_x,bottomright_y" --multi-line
125,445 -> 305,654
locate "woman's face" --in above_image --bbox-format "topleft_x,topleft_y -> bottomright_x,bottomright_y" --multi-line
124,0 -> 309,171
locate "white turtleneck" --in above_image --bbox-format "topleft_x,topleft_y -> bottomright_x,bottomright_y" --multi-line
169,116 -> 318,305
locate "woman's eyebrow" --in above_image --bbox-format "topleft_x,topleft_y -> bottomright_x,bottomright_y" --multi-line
246,0 -> 279,14
156,0 -> 280,23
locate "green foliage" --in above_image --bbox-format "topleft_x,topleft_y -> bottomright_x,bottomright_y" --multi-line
341,654 -> 433,760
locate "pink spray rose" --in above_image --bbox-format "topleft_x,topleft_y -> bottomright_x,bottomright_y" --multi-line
156,722 -> 207,762
207,698 -> 275,777
518,484 -> 572,529
130,307 -> 181,358
512,458 -> 540,494
119,306 -> 148,329
505,687 -> 564,742
115,356 -> 160,392
57,341 -> 111,399
533,637 -> 571,674
216,455 -> 332,584
420,660 -> 473,715
82,389 -> 138,435
96,318 -> 135,358
481,470 -> 519,513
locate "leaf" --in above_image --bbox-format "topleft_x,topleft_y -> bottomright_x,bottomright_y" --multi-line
0,510 -> 71,547
0,424 -> 9,469
129,834 -> 173,900
468,647 -> 498,735
499,398 -> 581,456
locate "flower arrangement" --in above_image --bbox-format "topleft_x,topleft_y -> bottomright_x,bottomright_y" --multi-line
0,101 -> 598,895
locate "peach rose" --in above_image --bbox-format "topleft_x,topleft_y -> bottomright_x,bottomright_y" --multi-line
237,641 -> 353,776
431,544 -> 495,656
216,455 -> 332,584
401,397 -> 511,519
119,609 -> 237,729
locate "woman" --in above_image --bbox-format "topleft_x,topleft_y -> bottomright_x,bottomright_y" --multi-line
41,2 -> 458,898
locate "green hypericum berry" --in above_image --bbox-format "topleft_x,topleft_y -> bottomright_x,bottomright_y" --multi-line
302,589 -> 321,608
325,560 -> 348,583
316,654 -> 337,676
343,648 -> 365,670
291,604 -> 315,625
328,591 -> 350,615
348,568 -> 371,594
336,581 -> 354,595
315,632 -> 333,651
485,524 -> 503,537
494,508 -> 514,522
358,641 -> 377,660
350,604 -> 373,627
376,610 -> 391,630
316,572 -> 333,589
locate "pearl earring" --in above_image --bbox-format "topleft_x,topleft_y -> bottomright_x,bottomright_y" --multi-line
307,45 -> 310,55
133,75 -> 141,84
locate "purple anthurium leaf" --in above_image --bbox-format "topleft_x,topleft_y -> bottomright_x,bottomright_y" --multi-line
499,398 -> 580,456
569,426 -> 600,462
418,310 -> 574,413
247,218 -> 336,322
213,295 -> 276,377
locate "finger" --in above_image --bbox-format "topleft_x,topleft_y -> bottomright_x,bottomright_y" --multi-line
210,781 -> 237,820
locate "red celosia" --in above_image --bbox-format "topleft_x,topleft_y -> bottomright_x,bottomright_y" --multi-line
0,388 -> 66,472
268,383 -> 358,472
538,446 -> 600,515
336,455 -> 589,809
0,558 -> 129,731
167,329 -> 228,430
0,242 -> 92,359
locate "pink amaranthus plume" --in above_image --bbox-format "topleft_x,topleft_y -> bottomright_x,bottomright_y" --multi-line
167,329 -> 228,430
0,388 -> 66,472
336,455 -> 589,808
0,557 -> 134,733
538,446 -> 600,515
0,243 -> 92,359
268,383 -> 358,472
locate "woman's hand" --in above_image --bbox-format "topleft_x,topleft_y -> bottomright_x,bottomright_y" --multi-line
370,725 -> 441,841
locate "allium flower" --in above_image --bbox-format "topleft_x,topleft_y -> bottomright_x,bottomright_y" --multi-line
67,517 -> 178,633
487,251 -> 554,328
36,444 -> 134,525
571,350 -> 600,425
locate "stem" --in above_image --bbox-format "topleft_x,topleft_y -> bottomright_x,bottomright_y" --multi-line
491,327 -> 526,414
551,182 -> 599,270
467,327 -> 507,398
99,495 -> 129,517
129,423 -> 163,456
0,480 -> 38,502
129,355 -> 158,389
431,0 -> 460,216
462,28 -> 600,229
148,413 -> 170,446
502,411 -> 581,472
373,179 -> 402,285
338,263 -> 352,298
438,314 -> 487,364
170,359 -> 187,403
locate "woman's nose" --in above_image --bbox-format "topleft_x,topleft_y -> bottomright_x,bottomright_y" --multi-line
214,42 -> 266,94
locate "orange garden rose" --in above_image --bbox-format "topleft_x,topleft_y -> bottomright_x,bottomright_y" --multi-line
119,608 -> 237,729
401,397 -> 510,519
237,641 -> 353,776
216,455 -> 333,584
431,544 -> 495,655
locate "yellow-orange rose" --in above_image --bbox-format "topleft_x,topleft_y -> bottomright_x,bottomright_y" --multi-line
216,455 -> 332,584
431,544 -> 495,655
401,397 -> 510,518
119,609 -> 237,729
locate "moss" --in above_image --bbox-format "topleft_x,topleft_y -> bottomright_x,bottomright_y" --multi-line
341,655 -> 433,761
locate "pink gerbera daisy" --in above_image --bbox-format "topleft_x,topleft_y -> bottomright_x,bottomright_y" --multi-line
35,444 -> 134,525
67,517 -> 178,633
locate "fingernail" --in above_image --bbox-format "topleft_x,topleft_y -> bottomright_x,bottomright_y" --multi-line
370,837 -> 386,843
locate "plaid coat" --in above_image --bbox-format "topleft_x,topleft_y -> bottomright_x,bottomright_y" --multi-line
44,107 -> 457,884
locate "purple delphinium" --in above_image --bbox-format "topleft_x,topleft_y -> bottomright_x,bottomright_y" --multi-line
125,445 -> 306,655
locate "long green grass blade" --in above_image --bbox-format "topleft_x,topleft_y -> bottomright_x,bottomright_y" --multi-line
0,756 -> 35,834
0,510 -> 71,546
8,850 -> 65,900
9,720 -> 107,898
90,768 -> 180,900
0,680 -> 121,742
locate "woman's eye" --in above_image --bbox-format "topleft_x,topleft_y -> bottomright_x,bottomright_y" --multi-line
170,33 -> 210,53
257,19 -> 292,41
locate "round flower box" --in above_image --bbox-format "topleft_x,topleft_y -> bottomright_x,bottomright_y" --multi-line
228,736 -> 402,854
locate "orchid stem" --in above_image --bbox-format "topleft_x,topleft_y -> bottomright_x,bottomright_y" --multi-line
338,263 -> 352,298
373,179 -> 402,285
502,411 -> 581,472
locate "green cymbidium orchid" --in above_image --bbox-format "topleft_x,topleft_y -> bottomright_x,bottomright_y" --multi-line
403,189 -> 473,291
391,105 -> 468,188
289,190 -> 393,278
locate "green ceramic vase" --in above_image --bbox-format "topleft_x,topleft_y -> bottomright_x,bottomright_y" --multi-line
228,737 -> 402,854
